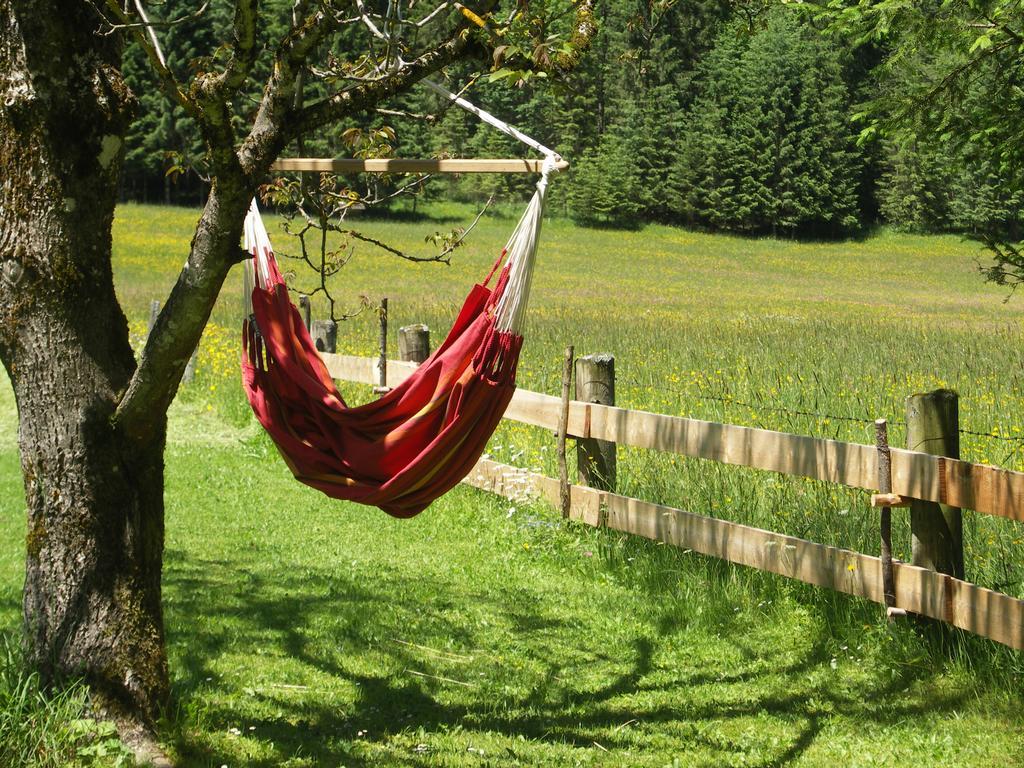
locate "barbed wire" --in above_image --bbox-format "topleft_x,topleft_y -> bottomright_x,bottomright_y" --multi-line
623,376 -> 1024,444
958,427 -> 1024,442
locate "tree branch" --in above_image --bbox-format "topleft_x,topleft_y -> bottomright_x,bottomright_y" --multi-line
552,0 -> 597,75
102,0 -> 197,116
113,183 -> 253,443
293,15 -> 491,137
102,1 -> 210,33
114,2 -> 336,441
236,4 -> 338,174
190,79 -> 243,177
214,0 -> 260,95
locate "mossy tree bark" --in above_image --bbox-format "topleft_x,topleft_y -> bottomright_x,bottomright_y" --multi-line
0,1 -> 170,723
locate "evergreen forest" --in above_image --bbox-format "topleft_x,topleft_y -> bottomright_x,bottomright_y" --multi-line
121,0 -> 1024,241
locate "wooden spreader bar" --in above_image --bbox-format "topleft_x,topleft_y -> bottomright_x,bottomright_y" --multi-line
870,493 -> 912,508
271,158 -> 570,174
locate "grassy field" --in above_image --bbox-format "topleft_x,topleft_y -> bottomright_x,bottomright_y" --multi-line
1,200 -> 1024,765
115,200 -> 1024,592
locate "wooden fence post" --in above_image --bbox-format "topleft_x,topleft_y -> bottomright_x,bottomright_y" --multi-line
183,348 -> 197,384
298,294 -> 311,331
376,298 -> 388,391
398,324 -> 431,363
575,353 -> 616,491
874,419 -> 906,618
906,389 -> 964,579
148,300 -> 160,336
310,319 -> 337,354
378,296 -> 389,387
558,346 -> 574,519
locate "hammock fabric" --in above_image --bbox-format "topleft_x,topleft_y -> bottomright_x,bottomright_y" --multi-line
241,172 -> 549,517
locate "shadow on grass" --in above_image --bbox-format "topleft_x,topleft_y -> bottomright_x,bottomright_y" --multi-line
0,591 -> 21,635
163,548 -> 969,768
349,208 -> 466,225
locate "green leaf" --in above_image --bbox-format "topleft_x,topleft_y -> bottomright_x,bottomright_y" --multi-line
486,68 -> 518,82
970,33 -> 993,53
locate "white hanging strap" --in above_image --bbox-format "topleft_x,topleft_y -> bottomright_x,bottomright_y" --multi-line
490,154 -> 560,335
415,75 -> 560,335
251,31 -> 563,334
420,77 -> 561,163
243,198 -> 275,289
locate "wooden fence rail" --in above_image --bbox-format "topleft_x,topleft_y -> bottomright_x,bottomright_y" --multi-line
464,459 -> 1024,651
322,353 -> 1024,522
321,352 -> 1024,651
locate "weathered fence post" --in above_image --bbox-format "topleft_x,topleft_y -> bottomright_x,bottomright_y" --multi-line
906,389 -> 964,579
298,294 -> 311,331
183,348 -> 198,384
148,300 -> 160,336
376,297 -> 388,391
398,324 -> 431,363
874,419 -> 907,619
575,353 -> 616,491
558,346 -> 574,519
310,319 -> 337,354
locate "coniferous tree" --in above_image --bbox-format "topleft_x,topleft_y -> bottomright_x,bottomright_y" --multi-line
624,86 -> 685,221
121,42 -> 165,201
122,0 -> 234,203
677,25 -> 749,229
878,139 -> 955,232
951,155 -> 1024,238
679,11 -> 861,236
567,128 -> 643,227
876,57 -> 1023,239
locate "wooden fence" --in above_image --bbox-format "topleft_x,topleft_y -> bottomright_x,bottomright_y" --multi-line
323,352 -> 1024,650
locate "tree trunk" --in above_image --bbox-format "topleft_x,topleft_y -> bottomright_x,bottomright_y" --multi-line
0,2 -> 169,726
15,348 -> 169,726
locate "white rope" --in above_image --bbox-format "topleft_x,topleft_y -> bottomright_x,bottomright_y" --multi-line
419,77 -> 561,163
133,0 -> 167,68
368,10 -> 558,162
410,72 -> 562,335
242,24 -> 563,338
491,154 -> 558,334
243,198 -> 274,289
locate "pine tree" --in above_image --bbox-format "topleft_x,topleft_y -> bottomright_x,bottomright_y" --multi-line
951,155 -> 1024,238
567,129 -> 643,227
122,0 -> 235,203
623,86 -> 686,221
678,11 -> 862,236
878,138 -> 955,232
676,25 -> 749,230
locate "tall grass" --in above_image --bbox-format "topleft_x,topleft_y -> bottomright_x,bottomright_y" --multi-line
0,634 -> 132,767
111,200 -> 1024,618
2,202 -> 1015,764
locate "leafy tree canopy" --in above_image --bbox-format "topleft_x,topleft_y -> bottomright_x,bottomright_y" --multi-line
811,0 -> 1024,291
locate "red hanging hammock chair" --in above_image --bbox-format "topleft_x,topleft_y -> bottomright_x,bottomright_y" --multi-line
241,169 -> 551,517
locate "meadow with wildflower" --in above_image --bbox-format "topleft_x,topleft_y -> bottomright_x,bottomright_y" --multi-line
1,201 -> 1023,765
115,201 -> 1024,597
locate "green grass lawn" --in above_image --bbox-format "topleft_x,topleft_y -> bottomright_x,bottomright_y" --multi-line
2,202 -> 1024,765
